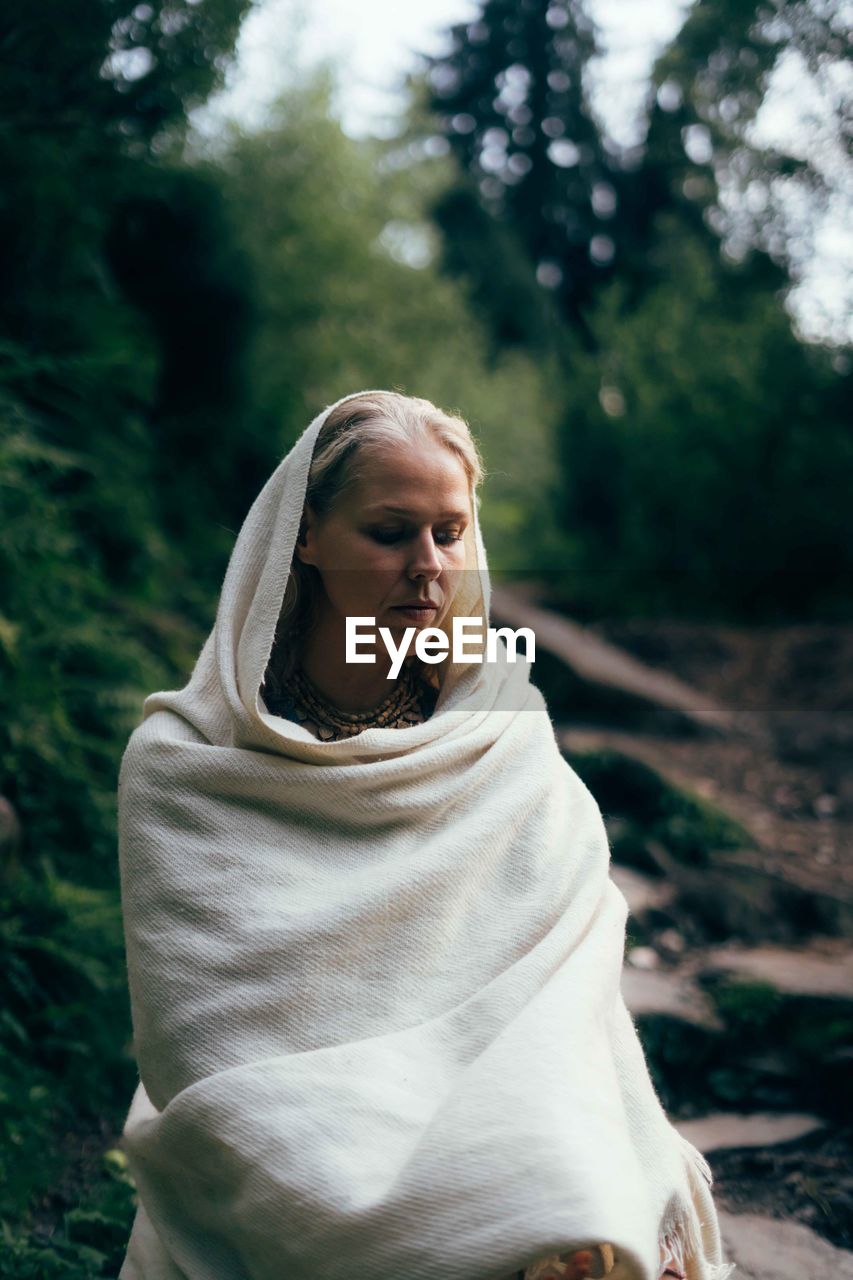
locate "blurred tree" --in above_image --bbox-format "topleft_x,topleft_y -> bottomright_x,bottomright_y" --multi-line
104,166 -> 261,545
1,0 -> 251,143
547,0 -> 853,616
418,0 -> 851,347
639,0 -> 851,310
421,0 -> 620,347
553,224 -> 853,618
216,71 -> 568,566
429,181 -> 564,354
0,2 -> 255,1252
0,0 -> 259,585
0,0 -> 251,345
416,0 -> 852,615
0,0 -> 255,872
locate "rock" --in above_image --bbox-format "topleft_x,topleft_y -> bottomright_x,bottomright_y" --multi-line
717,1210 -> 853,1280
701,943 -> 853,1000
567,745 -> 752,872
675,1112 -> 824,1154
814,793 -> 838,817
657,928 -> 686,955
621,966 -> 722,1030
645,841 -> 852,944
627,945 -> 660,970
491,585 -> 734,735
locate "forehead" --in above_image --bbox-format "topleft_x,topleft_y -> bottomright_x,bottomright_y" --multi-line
344,440 -> 471,512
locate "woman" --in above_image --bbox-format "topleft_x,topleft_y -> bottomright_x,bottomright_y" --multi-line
117,390 -> 734,1280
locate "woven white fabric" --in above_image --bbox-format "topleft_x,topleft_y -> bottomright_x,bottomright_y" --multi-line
117,391 -> 735,1280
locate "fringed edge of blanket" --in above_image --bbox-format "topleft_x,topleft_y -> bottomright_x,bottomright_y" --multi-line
655,1140 -> 736,1280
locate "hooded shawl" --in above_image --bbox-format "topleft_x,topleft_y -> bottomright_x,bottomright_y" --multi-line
117,391 -> 735,1280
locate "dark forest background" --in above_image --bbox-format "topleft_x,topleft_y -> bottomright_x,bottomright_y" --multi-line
1,0 -> 850,1271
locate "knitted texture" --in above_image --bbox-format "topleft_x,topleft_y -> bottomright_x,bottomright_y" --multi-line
117,391 -> 734,1280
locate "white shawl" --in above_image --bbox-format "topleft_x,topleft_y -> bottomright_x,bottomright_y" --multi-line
117,391 -> 734,1280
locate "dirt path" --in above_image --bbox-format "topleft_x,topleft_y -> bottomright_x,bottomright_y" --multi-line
558,614 -> 853,900
493,588 -> 853,900
518,600 -> 853,1256
562,723 -> 853,899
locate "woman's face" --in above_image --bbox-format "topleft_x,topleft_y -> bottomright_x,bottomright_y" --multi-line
296,438 -> 472,639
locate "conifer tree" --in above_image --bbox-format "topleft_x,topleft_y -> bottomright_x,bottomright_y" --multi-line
425,0 -> 618,346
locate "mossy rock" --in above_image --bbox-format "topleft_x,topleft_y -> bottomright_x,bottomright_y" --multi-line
635,971 -> 853,1121
709,978 -> 853,1057
533,650 -> 709,734
707,977 -> 783,1030
567,747 -> 752,867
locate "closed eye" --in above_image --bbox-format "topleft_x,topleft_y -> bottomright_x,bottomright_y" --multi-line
366,526 -> 466,547
368,527 -> 405,545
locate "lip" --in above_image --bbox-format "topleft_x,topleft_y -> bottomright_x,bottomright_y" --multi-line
390,602 -> 439,619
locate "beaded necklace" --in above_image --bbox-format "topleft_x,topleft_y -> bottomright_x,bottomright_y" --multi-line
270,663 -> 438,741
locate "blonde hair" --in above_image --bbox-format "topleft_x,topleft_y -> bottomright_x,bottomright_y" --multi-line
266,392 -> 483,684
304,392 -> 482,519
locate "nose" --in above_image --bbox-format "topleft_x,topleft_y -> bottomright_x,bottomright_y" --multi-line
406,528 -> 442,581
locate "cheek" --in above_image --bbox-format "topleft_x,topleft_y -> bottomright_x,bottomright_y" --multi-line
343,544 -> 404,602
358,544 -> 406,579
443,543 -> 468,574
438,548 -> 468,599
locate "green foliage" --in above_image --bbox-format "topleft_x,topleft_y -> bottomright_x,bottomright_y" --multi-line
552,229 -> 853,617
0,0 -> 252,358
568,747 -> 752,865
0,0 -> 248,1256
0,377 -> 178,878
215,73 -> 568,569
637,979 -> 853,1122
0,865 -> 137,1266
413,0 -> 852,617
420,0 -> 616,344
1,0 -> 251,146
709,978 -> 782,1030
0,1147 -> 136,1279
646,0 -> 850,276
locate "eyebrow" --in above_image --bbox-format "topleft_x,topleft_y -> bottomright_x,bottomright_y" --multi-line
365,505 -> 470,521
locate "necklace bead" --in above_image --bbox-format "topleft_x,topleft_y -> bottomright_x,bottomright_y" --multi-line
266,662 -> 437,740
